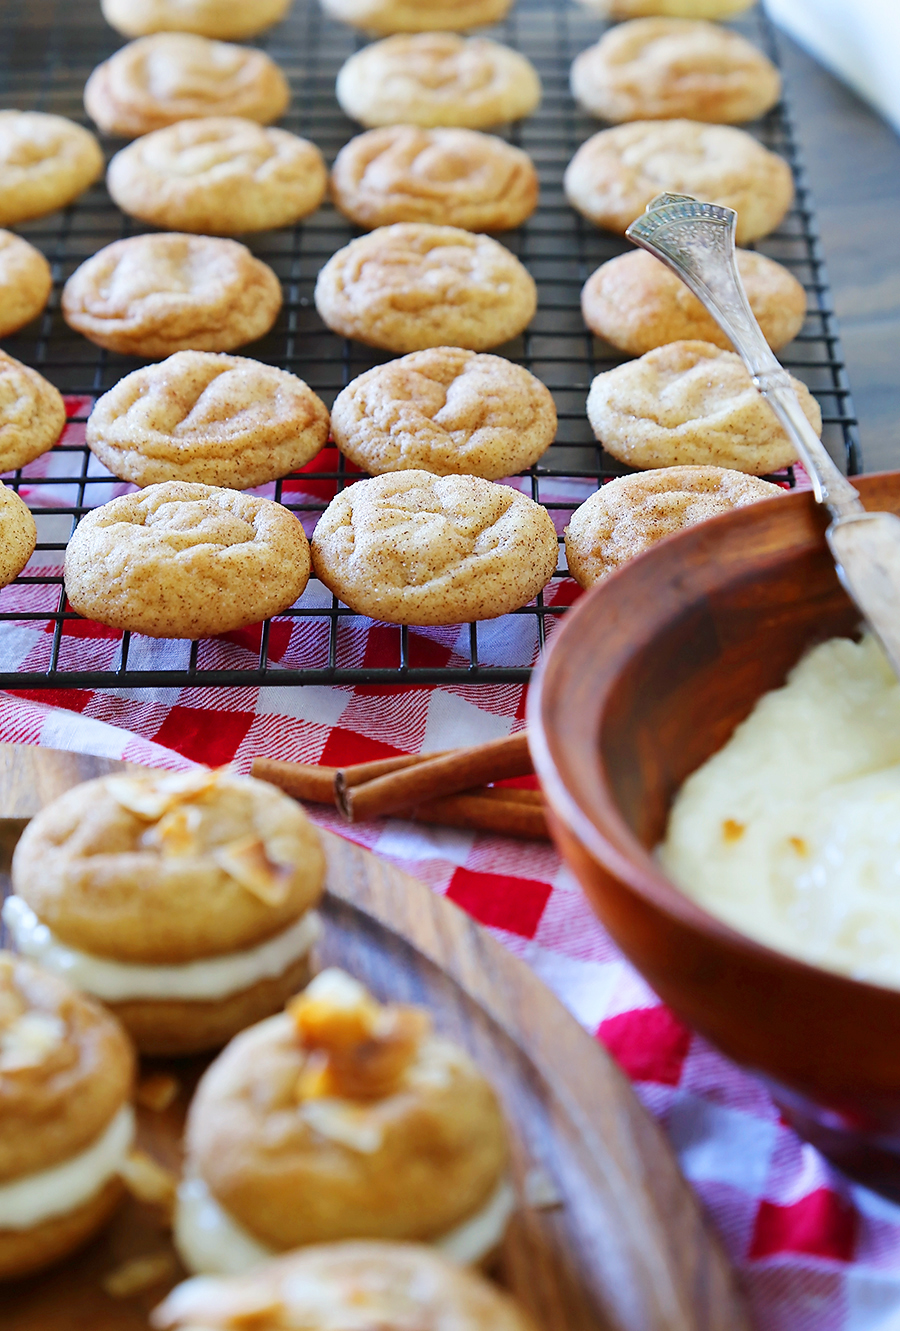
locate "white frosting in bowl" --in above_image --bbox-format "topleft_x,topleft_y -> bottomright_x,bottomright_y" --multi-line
660,634 -> 900,988
0,1104 -> 135,1230
174,1172 -> 516,1276
1,897 -> 322,1002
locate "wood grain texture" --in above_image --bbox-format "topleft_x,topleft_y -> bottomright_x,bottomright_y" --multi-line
0,744 -> 749,1331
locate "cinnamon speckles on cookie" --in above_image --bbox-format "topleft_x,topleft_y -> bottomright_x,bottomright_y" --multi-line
0,484 -> 37,590
64,482 -> 311,639
310,470 -> 559,625
0,112 -> 103,227
0,351 -> 66,473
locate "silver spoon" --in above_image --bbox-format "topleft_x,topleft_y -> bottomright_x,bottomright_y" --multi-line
625,192 -> 900,680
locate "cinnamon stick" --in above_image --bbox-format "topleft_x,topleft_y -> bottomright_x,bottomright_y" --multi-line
337,732 -> 533,823
411,793 -> 549,841
251,752 -> 445,804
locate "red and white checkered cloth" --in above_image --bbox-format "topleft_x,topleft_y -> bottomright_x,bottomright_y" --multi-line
2,406 -> 899,1331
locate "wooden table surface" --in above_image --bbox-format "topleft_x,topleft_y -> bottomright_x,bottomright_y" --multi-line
777,30 -> 900,475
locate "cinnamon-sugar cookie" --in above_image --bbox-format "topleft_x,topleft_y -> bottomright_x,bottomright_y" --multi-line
331,127 -> 538,232
331,349 -> 556,479
63,482 -> 310,639
87,351 -> 329,489
336,34 -> 541,129
0,112 -> 103,227
0,952 -> 135,1280
565,465 -> 784,586
315,223 -> 536,354
6,770 -> 325,1056
311,469 -> 558,625
108,119 -> 327,235
322,0 -> 513,33
154,1243 -> 538,1331
577,0 -> 753,15
62,233 -> 282,358
582,248 -> 806,355
101,0 -> 292,39
571,19 -> 781,124
84,34 -> 290,139
0,232 -> 52,338
0,350 -> 66,473
0,484 -> 37,589
564,120 -> 794,244
586,340 -> 821,474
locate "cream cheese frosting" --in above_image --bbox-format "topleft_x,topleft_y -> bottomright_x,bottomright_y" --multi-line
2,896 -> 322,1002
0,1104 -> 134,1230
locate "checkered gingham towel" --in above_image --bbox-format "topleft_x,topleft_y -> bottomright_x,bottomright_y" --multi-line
3,405 -> 900,1331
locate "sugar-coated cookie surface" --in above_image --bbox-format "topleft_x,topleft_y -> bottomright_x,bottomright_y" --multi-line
587,340 -> 821,474
577,0 -> 753,15
0,232 -> 52,339
154,1241 -> 537,1331
564,120 -> 793,244
315,223 -> 536,354
311,470 -> 559,625
108,119 -> 327,235
565,465 -> 784,586
331,126 -> 538,232
582,248 -> 806,355
331,349 -> 556,479
101,0 -> 292,39
571,19 -> 781,124
87,352 -> 329,489
62,233 -> 282,358
64,482 -> 310,638
0,111 -> 102,227
322,0 -> 513,33
336,33 -> 541,129
84,34 -> 290,139
0,484 -> 37,590
0,349 -> 66,473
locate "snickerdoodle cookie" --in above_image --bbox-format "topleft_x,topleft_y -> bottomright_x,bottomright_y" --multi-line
6,769 -> 325,1056
571,19 -> 781,124
0,952 -> 135,1280
0,350 -> 66,473
331,127 -> 538,231
101,0 -> 292,39
564,120 -> 794,244
315,224 -> 536,354
582,248 -> 806,355
336,34 -> 541,129
62,233 -> 282,358
587,340 -> 821,474
0,232 -> 52,338
84,34 -> 290,139
331,349 -> 556,479
87,352 -> 329,489
322,0 -> 513,33
577,0 -> 753,15
311,470 -> 558,624
108,119 -> 327,235
0,485 -> 37,588
63,482 -> 310,639
565,465 -> 784,586
0,112 -> 102,227
174,970 -> 512,1272
154,1243 -> 538,1331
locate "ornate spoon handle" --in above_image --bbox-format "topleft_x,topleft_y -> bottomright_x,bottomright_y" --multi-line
625,193 -> 861,519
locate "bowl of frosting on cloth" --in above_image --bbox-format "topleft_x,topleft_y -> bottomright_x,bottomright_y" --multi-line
528,469 -> 900,1198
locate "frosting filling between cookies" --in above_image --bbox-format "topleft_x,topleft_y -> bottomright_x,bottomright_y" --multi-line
1,897 -> 322,1002
0,1104 -> 134,1231
173,1172 -> 516,1277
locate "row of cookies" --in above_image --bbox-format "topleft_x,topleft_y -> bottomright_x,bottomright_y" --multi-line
1,765 -> 531,1324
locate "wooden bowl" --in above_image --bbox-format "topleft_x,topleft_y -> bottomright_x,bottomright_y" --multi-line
528,471 -> 900,1197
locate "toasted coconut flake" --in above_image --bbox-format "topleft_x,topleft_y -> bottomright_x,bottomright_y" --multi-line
102,1251 -> 179,1299
299,1099 -> 384,1154
120,1149 -> 178,1214
524,1164 -> 564,1210
213,836 -> 293,906
146,805 -> 204,858
136,1073 -> 180,1113
0,1011 -> 65,1071
108,768 -> 224,822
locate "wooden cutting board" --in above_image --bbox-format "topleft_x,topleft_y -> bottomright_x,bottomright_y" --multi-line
0,743 -> 750,1331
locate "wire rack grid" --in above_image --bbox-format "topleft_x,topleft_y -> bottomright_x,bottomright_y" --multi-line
0,0 -> 861,691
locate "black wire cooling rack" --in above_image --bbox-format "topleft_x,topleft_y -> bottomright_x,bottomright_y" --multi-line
0,0 -> 862,690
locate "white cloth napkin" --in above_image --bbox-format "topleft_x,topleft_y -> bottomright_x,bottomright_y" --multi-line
767,0 -> 900,135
